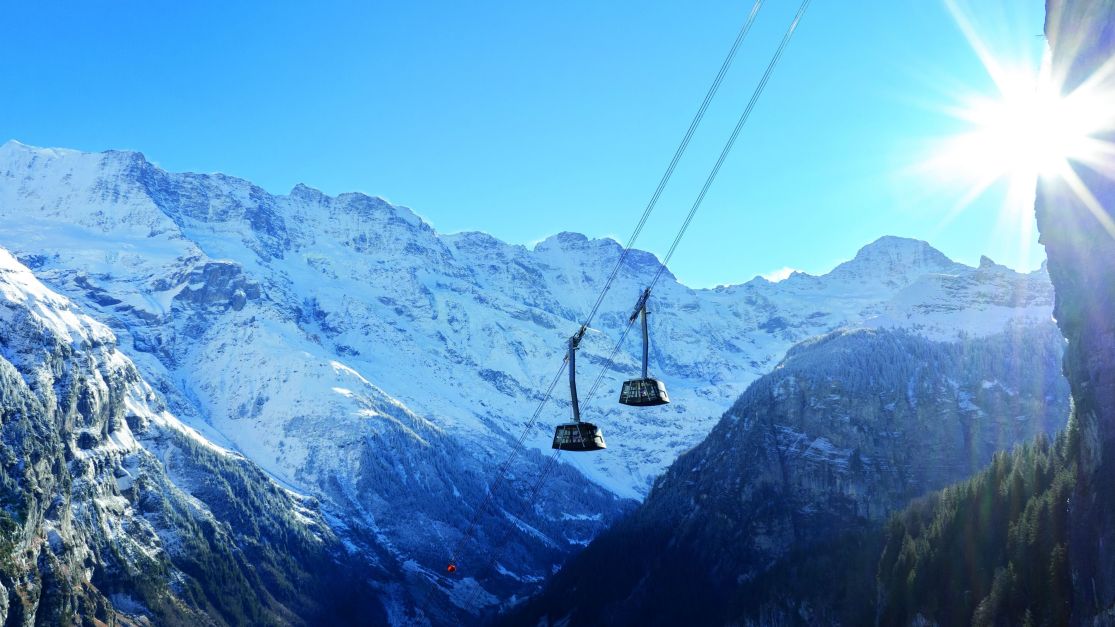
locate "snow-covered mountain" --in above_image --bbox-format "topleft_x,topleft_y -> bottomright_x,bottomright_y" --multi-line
0,140 -> 1056,618
0,141 -> 1054,496
0,247 -> 393,624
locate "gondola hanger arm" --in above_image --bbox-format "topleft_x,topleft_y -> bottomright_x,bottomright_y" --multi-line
629,288 -> 652,323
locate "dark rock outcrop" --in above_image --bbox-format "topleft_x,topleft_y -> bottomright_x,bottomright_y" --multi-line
1040,0 -> 1115,622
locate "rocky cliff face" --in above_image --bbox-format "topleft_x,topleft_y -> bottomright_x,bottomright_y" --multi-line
861,3 -> 1115,624
503,325 -> 1069,626
1040,0 -> 1115,622
0,248 -> 388,625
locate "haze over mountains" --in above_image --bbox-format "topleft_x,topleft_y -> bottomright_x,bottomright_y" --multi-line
0,140 -> 1063,622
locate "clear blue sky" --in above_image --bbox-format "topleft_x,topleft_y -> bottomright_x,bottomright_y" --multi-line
1,1 -> 1048,287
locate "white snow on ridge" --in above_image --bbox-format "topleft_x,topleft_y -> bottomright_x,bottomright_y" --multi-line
0,244 -> 233,462
0,141 -> 1055,504
0,247 -> 116,347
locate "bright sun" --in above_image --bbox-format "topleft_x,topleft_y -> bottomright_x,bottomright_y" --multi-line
933,60 -> 1111,192
946,71 -> 1087,179
917,0 -> 1115,253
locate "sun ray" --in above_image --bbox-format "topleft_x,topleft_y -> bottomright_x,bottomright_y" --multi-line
935,170 -> 1007,230
1056,163 -> 1115,240
943,0 -> 1012,96
914,0 -> 1115,255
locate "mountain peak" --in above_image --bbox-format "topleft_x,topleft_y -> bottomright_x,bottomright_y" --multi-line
289,182 -> 326,202
977,255 -> 1016,273
331,192 -> 431,234
534,231 -> 591,250
829,236 -> 958,283
447,230 -> 506,251
0,141 -> 155,182
0,139 -> 83,161
854,236 -> 951,263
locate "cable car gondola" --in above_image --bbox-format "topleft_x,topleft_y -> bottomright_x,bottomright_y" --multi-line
619,289 -> 670,407
448,0 -> 812,575
552,328 -> 606,451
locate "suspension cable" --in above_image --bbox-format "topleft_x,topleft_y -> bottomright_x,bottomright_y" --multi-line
585,317 -> 638,401
579,0 -> 814,466
447,0 -> 765,571
650,0 -> 812,289
579,0 -> 765,330
448,358 -> 567,566
453,0 -> 813,582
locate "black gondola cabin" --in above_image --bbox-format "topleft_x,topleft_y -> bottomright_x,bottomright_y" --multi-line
552,421 -> 607,451
619,289 -> 671,407
552,329 -> 607,452
619,377 -> 670,406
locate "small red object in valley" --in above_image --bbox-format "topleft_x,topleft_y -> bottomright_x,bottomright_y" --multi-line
447,564 -> 457,573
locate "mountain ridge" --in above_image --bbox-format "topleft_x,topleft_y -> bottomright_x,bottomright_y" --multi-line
0,139 -> 1059,620
0,139 -> 1042,285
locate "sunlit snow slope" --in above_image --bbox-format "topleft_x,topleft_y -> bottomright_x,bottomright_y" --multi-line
0,141 -> 1053,499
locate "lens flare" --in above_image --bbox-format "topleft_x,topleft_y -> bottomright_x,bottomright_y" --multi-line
916,0 -> 1115,253
939,68 -> 1095,180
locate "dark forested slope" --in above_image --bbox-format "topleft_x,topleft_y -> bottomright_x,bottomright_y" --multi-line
503,325 -> 1068,626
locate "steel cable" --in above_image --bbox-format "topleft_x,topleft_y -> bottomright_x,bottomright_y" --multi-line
448,0 -> 806,578
575,0 -> 813,431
